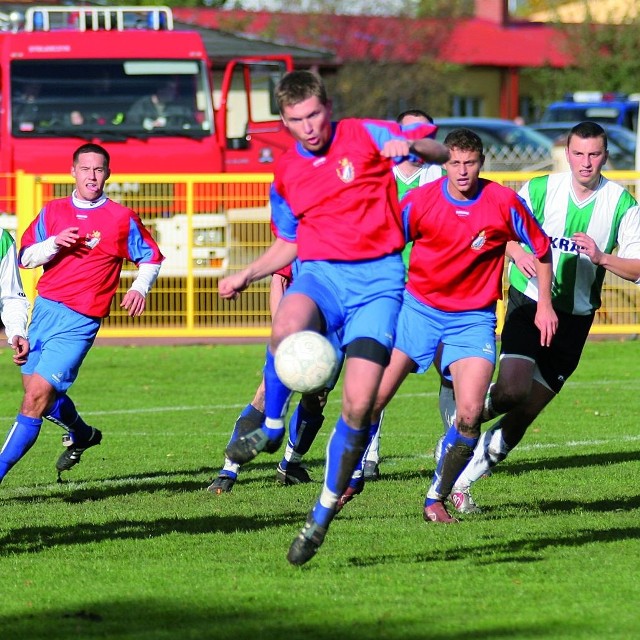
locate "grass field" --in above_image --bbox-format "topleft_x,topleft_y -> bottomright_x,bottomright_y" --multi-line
0,339 -> 639,639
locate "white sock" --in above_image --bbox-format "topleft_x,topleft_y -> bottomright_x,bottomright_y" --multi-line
456,424 -> 508,488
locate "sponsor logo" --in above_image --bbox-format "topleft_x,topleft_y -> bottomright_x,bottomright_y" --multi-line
336,158 -> 355,183
455,209 -> 470,218
549,236 -> 579,253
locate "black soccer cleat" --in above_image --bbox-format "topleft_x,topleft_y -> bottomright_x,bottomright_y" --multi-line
287,514 -> 327,566
225,427 -> 283,465
363,460 -> 380,481
56,427 -> 102,480
275,462 -> 312,485
207,474 -> 236,494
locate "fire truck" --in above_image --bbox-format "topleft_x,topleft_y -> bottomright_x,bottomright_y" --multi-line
0,5 -> 293,275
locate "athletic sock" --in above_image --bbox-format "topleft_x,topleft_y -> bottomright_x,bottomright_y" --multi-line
457,422 -> 509,488
228,404 -> 264,444
438,383 -> 456,432
364,411 -> 383,464
348,419 -> 380,488
45,394 -> 92,442
280,401 -> 325,469
263,348 -> 291,443
426,425 -> 478,504
0,415 -> 43,481
312,417 -> 368,528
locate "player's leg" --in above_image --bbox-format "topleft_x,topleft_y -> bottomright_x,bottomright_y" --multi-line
434,343 -> 455,464
362,409 -> 384,480
276,389 -> 327,485
208,380 -> 266,494
424,307 -> 496,522
226,289 -> 323,465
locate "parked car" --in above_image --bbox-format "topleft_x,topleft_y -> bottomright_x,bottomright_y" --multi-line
432,117 -> 553,171
529,121 -> 636,170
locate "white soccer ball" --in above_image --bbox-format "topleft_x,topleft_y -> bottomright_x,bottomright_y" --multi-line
274,331 -> 339,394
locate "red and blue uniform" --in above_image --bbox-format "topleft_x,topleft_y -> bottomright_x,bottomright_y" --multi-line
21,196 -> 163,318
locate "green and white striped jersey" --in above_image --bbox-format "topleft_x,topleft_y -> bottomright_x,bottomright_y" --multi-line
511,172 -> 640,316
0,228 -> 29,343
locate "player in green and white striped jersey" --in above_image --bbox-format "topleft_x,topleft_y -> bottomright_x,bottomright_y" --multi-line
0,227 -> 29,365
449,121 -> 640,513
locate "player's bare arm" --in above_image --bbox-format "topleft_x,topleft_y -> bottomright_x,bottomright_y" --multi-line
219,238 -> 298,300
507,240 -> 537,278
573,231 -> 640,282
532,251 -> 558,347
409,138 -> 450,165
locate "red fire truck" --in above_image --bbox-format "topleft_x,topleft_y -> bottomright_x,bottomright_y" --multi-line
0,5 -> 292,202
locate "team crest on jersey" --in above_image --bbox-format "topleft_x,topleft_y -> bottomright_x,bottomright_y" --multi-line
336,158 -> 355,183
85,230 -> 101,249
470,230 -> 486,251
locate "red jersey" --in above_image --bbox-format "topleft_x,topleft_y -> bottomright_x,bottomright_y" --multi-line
403,177 -> 549,312
20,195 -> 164,318
271,118 -> 437,262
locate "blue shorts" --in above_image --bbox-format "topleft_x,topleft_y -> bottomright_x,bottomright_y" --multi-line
394,290 -> 497,379
21,297 -> 100,393
286,254 -> 405,354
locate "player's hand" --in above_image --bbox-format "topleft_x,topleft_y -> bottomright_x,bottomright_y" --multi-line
218,272 -> 251,300
573,232 -> 604,265
534,302 -> 558,347
54,227 -> 80,248
380,139 -> 411,159
11,336 -> 29,365
514,253 -> 537,278
121,289 -> 146,317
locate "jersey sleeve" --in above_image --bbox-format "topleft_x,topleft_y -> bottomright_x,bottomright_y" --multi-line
509,194 -> 550,258
126,214 -> 164,265
616,205 -> 640,263
269,182 -> 299,242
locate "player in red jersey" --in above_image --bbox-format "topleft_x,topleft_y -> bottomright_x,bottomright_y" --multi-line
218,70 -> 449,565
0,143 -> 163,485
339,128 -> 557,522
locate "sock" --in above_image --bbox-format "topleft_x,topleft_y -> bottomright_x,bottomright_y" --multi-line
218,404 -> 264,478
364,410 -> 383,464
262,348 -> 291,443
348,419 -> 380,489
481,383 -> 498,423
426,425 -> 478,504
0,415 -> 43,481
312,417 -> 368,528
438,383 -> 456,433
456,423 -> 510,488
280,402 -> 325,469
46,394 -> 92,442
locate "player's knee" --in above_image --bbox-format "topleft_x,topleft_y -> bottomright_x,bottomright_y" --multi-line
455,415 -> 481,439
345,338 -> 390,367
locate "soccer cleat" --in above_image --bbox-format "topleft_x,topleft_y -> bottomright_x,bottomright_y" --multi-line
56,427 -> 102,479
450,485 -> 482,514
423,501 -> 459,524
335,483 -> 363,513
275,462 -> 312,485
225,427 -> 283,465
287,514 -> 327,566
363,460 -> 380,481
207,474 -> 236,494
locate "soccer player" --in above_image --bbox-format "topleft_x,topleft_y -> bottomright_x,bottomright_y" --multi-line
218,69 -> 450,565
0,227 -> 29,367
0,142 -> 164,485
342,128 -> 557,523
449,121 -> 640,512
361,108 -> 445,482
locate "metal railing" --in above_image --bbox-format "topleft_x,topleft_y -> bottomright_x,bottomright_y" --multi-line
7,170 -> 640,339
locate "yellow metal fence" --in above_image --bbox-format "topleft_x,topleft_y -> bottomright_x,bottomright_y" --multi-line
7,170 -> 640,339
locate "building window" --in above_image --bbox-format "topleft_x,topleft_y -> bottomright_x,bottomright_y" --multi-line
451,95 -> 482,117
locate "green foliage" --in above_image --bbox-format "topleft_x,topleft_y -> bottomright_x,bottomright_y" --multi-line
1,341 -> 639,639
415,0 -> 473,18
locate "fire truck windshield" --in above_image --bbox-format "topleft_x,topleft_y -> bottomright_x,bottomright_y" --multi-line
11,59 -> 213,138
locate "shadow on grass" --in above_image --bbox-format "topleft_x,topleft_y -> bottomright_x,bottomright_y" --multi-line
0,510 -> 304,555
0,599 -> 589,640
349,524 -> 640,568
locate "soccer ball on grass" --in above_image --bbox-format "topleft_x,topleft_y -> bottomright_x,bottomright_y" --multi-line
274,331 -> 339,393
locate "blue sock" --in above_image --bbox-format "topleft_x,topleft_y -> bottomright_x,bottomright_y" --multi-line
426,425 -> 478,506
228,404 -> 265,444
263,348 -> 291,442
312,417 -> 368,528
348,420 -> 380,490
280,402 -> 325,470
46,394 -> 92,442
0,415 -> 43,481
